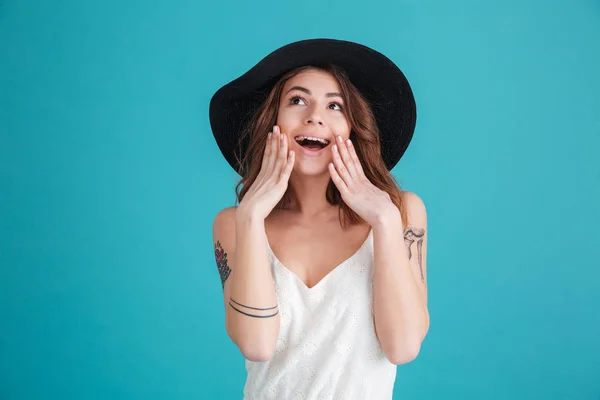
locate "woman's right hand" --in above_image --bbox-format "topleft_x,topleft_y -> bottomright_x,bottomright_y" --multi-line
237,125 -> 295,222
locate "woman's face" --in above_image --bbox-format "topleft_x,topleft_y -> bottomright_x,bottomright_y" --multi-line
276,68 -> 351,176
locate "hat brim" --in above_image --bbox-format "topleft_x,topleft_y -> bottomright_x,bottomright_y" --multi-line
209,38 -> 417,174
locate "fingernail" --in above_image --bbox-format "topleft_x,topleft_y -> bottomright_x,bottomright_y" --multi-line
337,136 -> 343,142
333,144 -> 338,152
346,139 -> 352,146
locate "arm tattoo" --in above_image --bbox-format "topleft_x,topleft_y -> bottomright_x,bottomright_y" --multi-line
214,241 -> 279,318
214,241 -> 231,289
404,227 -> 426,282
229,297 -> 279,318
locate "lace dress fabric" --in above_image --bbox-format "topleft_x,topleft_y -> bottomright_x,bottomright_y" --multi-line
243,230 -> 397,399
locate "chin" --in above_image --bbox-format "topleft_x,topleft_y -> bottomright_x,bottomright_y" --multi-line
292,160 -> 331,177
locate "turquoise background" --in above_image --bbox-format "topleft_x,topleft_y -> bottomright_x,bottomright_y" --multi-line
1,0 -> 599,398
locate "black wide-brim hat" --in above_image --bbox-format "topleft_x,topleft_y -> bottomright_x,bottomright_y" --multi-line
209,38 -> 417,174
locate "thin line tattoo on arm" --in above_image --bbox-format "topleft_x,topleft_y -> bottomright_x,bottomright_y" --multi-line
404,227 -> 426,282
229,297 -> 279,319
214,241 -> 231,289
214,241 -> 279,318
230,297 -> 278,311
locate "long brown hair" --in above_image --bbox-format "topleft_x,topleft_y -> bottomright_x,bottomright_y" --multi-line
234,64 -> 409,227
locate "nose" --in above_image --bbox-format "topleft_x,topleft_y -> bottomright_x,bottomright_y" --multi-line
305,106 -> 324,126
306,118 -> 324,126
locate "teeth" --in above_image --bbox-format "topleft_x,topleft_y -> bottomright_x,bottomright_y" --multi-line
295,136 -> 330,145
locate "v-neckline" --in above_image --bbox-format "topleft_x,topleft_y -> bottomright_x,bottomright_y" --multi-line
265,229 -> 373,291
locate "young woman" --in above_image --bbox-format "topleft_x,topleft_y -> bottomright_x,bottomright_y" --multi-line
210,39 -> 429,399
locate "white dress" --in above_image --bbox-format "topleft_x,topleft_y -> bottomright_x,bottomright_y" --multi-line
243,230 -> 397,399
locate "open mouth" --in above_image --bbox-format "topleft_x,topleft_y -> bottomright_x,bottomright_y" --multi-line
294,136 -> 331,151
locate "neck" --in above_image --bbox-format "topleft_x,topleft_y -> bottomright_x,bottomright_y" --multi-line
285,172 -> 337,219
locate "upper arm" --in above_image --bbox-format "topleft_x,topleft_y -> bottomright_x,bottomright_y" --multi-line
402,191 -> 428,305
212,206 -> 237,305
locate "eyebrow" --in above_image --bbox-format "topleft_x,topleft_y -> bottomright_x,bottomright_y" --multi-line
285,86 -> 342,98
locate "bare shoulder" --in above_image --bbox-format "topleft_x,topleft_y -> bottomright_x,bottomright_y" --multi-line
401,190 -> 427,227
213,206 -> 238,233
213,206 -> 238,248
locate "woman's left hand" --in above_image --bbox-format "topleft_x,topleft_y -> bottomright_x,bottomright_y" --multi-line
329,136 -> 400,226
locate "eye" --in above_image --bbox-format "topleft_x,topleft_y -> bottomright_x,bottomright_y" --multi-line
329,102 -> 343,111
290,96 -> 306,105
